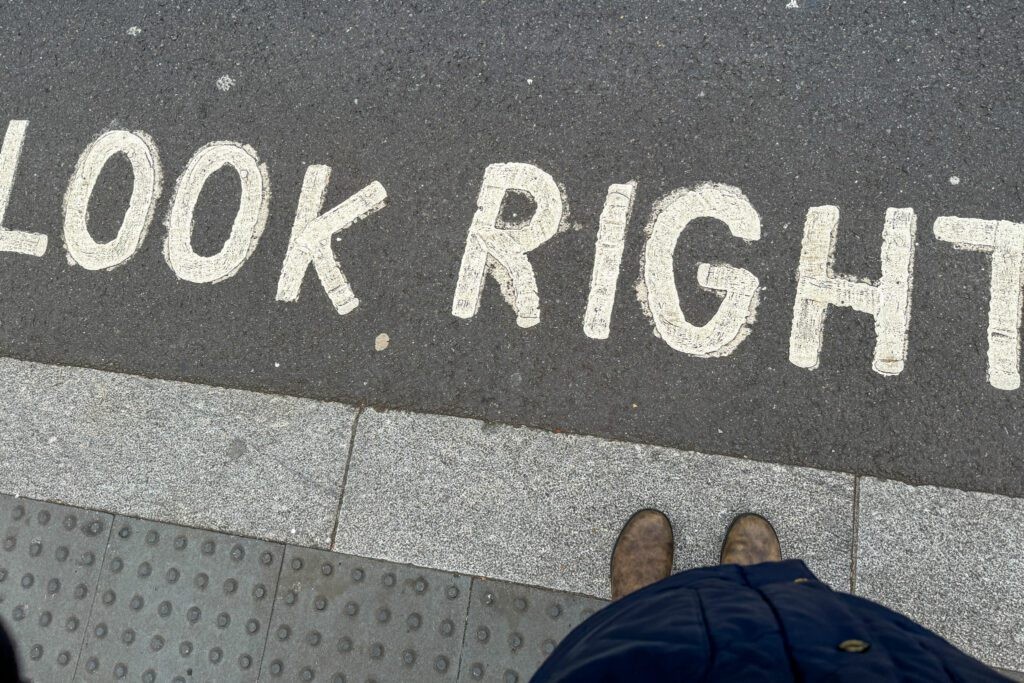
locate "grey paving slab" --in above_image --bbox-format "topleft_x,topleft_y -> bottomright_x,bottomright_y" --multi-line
857,478 -> 1024,671
335,409 -> 855,598
0,357 -> 357,548
263,547 -> 470,682
460,578 -> 606,683
0,495 -> 111,683
76,516 -> 284,682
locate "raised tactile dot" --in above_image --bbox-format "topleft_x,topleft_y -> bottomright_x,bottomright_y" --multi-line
406,612 -> 422,630
337,637 -> 353,653
314,596 -> 328,611
541,639 -> 556,655
350,567 -> 365,582
217,612 -> 230,628
440,619 -> 455,636
509,632 -> 523,650
38,611 -> 52,627
285,590 -> 297,605
344,601 -> 359,617
434,655 -> 449,673
11,505 -> 24,520
223,577 -> 238,594
332,675 -> 346,683
201,540 -> 216,555
166,567 -> 180,583
269,660 -> 284,675
86,520 -> 104,536
85,657 -> 99,672
187,606 -> 202,623
29,541 -> 42,556
20,572 -> 33,588
79,550 -> 96,567
276,625 -> 291,641
37,510 -> 50,525
246,618 -> 260,634
102,589 -> 116,605
301,668 -> 315,681
321,562 -> 333,576
402,649 -> 416,666
142,670 -> 156,683
230,544 -> 244,561
547,603 -> 562,619
118,525 -> 131,539
471,662 -> 485,679
261,551 -> 274,565
238,653 -> 253,669
376,607 -> 390,623
63,514 -> 77,530
130,594 -> 144,610
114,662 -> 128,678
145,530 -> 159,545
194,572 -> 209,589
504,670 -> 520,683
94,623 -> 108,638
158,600 -> 172,617
109,556 -> 123,572
57,651 -> 71,666
47,577 -> 60,594
122,628 -> 136,645
66,616 -> 79,632
150,635 -> 165,651
414,577 -> 428,593
74,583 -> 88,599
306,630 -> 321,646
514,597 -> 528,612
291,557 -> 304,571
369,642 -> 384,659
476,626 -> 490,642
382,572 -> 396,588
174,535 -> 187,550
11,605 -> 25,621
2,537 -> 14,551
56,545 -> 69,562
253,583 -> 267,599
137,561 -> 152,578
180,640 -> 193,657
447,585 -> 460,599
29,644 -> 42,660
209,646 -> 223,663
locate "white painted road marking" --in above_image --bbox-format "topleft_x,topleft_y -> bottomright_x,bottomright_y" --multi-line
452,162 -> 565,328
584,181 -> 636,340
275,167 -> 387,315
0,121 -> 48,257
789,206 -> 917,376
63,130 -> 162,270
934,216 -> 1024,391
0,121 -> 1021,391
641,183 -> 761,357
164,141 -> 270,284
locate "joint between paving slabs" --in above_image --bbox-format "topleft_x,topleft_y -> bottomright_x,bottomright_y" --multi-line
330,405 -> 364,549
455,576 -> 478,680
255,543 -> 288,681
850,476 -> 861,594
71,511 -> 115,680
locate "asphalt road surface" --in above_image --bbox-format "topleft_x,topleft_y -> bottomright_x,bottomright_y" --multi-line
0,1 -> 1021,496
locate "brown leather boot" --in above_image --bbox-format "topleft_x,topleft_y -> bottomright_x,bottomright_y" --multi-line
610,509 -> 674,600
720,513 -> 782,566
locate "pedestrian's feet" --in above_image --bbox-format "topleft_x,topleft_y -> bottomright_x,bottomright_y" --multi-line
610,509 -> 674,600
720,513 -> 782,566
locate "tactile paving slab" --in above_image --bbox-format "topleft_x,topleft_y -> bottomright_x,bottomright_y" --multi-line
0,495 -> 111,683
460,578 -> 608,683
262,548 -> 471,682
77,516 -> 284,682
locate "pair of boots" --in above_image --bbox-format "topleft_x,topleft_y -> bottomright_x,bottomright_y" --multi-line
611,510 -> 780,599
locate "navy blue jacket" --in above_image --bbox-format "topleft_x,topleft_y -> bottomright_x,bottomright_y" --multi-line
533,560 -> 1010,682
